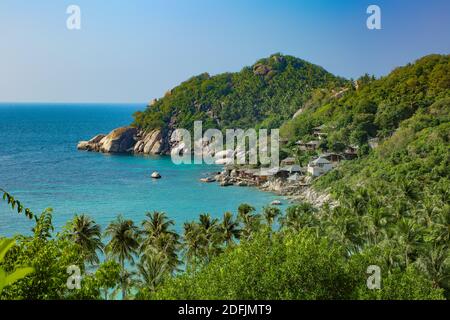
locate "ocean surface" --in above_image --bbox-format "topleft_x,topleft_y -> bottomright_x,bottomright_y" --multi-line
0,103 -> 284,237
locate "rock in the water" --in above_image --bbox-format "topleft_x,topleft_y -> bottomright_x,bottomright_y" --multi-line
77,141 -> 90,150
77,134 -> 106,151
236,181 -> 248,187
89,134 -> 106,144
78,126 -> 169,155
151,171 -> 161,179
271,200 -> 282,206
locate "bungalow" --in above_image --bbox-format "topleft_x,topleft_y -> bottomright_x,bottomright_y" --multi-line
241,169 -> 259,179
254,167 -> 279,185
280,157 -> 297,166
282,165 -> 302,173
344,145 -> 359,160
321,152 -> 345,164
305,140 -> 321,151
297,140 -> 321,151
313,125 -> 328,140
307,156 -> 333,177
278,165 -> 303,179
295,140 -> 307,150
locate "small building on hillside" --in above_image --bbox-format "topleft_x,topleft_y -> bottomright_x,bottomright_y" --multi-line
280,157 -> 297,166
254,167 -> 279,185
344,145 -> 359,160
296,140 -> 321,151
313,125 -> 328,140
307,156 -> 333,177
321,152 -> 345,164
278,165 -> 303,179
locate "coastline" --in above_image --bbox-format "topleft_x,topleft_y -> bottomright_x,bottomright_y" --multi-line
211,168 -> 337,208
77,125 -> 336,209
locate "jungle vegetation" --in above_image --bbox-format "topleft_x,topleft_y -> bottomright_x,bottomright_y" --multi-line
1,54 -> 449,300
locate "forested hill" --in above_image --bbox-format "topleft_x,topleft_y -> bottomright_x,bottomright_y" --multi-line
132,53 -> 346,132
149,55 -> 450,300
280,54 -> 450,150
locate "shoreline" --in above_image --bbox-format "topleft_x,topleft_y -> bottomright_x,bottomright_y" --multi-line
211,168 -> 337,208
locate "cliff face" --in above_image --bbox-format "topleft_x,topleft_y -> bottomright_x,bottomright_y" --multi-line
77,127 -> 170,155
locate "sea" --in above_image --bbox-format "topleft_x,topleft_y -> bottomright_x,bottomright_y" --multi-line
0,103 -> 284,237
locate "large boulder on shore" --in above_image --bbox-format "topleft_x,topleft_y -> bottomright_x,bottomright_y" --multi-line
77,134 -> 106,151
99,127 -> 138,153
78,127 -> 168,155
78,127 -> 137,153
142,130 -> 163,154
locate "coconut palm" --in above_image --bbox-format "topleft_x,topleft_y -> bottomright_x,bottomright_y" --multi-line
136,253 -> 170,293
182,221 -> 206,269
262,206 -> 281,229
198,213 -> 222,262
110,269 -> 138,300
238,203 -> 255,220
361,207 -> 389,245
429,205 -> 450,244
279,203 -> 317,231
140,211 -> 180,272
324,206 -> 363,255
219,212 -> 241,246
415,244 -> 450,290
239,213 -> 262,241
104,215 -> 139,300
392,217 -> 424,267
68,214 -> 104,265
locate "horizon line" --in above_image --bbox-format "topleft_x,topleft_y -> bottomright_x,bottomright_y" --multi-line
0,101 -> 148,105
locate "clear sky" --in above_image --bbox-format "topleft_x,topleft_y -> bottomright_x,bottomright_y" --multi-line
0,0 -> 449,103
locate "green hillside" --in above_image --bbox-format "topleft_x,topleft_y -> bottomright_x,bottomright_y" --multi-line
132,53 -> 345,132
1,54 -> 448,300
281,54 -> 450,150
149,54 -> 450,299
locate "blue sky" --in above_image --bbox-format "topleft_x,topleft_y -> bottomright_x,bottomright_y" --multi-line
0,0 -> 449,103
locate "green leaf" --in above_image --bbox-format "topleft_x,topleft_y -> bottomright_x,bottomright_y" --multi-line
0,239 -> 15,262
4,267 -> 34,286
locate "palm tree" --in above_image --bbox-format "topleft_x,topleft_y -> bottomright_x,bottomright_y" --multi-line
393,217 -> 424,268
263,206 -> 281,229
110,269 -> 138,300
239,213 -> 262,241
182,221 -> 204,268
238,203 -> 255,219
136,253 -> 170,293
429,205 -> 450,244
68,214 -> 104,265
104,215 -> 139,300
141,211 -> 177,242
182,214 -> 222,267
279,203 -> 317,231
220,212 -> 240,246
198,213 -> 222,262
324,206 -> 363,255
415,244 -> 450,290
140,211 -> 180,272
361,207 -> 389,245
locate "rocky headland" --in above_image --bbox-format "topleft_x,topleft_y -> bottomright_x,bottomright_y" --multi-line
77,127 -> 173,155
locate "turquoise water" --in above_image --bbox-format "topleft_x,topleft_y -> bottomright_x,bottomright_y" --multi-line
0,103 -> 284,236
